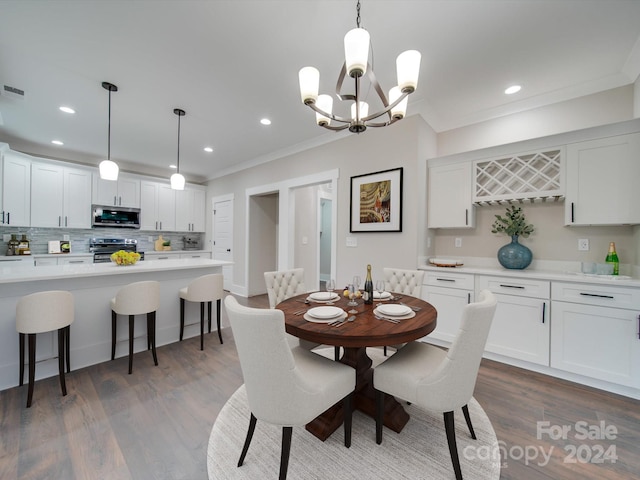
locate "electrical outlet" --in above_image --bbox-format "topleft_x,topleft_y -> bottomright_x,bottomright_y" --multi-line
346,236 -> 357,247
63,234 -> 70,241
455,237 -> 462,248
578,238 -> 589,251
148,236 -> 154,242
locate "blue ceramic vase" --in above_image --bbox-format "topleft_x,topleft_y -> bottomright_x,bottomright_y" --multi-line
497,235 -> 532,269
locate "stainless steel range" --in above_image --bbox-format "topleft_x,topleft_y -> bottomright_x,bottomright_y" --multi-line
89,238 -> 143,263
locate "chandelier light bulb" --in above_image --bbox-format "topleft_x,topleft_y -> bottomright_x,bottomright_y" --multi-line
396,50 -> 421,93
315,94 -> 333,126
299,66 -> 320,104
389,87 -> 408,120
351,101 -> 369,121
344,28 -> 370,78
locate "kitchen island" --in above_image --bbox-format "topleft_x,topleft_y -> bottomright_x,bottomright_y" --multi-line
0,258 -> 232,391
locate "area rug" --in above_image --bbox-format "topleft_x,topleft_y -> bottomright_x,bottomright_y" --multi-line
207,349 -> 501,479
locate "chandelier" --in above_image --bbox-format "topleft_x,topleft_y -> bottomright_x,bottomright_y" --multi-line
298,0 -> 421,133
170,108 -> 186,190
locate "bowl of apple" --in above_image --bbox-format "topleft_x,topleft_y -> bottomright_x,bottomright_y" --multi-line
110,250 -> 141,266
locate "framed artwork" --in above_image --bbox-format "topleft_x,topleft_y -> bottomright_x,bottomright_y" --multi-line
350,167 -> 403,232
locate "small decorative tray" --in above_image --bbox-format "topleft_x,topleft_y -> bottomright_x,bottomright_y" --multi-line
428,258 -> 464,267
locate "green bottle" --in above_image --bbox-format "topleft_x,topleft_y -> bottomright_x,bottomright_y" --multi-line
605,242 -> 619,275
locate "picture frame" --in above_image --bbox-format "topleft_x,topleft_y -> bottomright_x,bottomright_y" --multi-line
350,167 -> 403,232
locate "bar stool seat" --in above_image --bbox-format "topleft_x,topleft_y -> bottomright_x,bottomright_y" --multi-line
179,273 -> 224,350
16,290 -> 74,408
110,281 -> 160,374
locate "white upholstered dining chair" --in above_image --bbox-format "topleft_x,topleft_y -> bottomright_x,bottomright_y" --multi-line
373,289 -> 497,480
225,295 -> 355,480
382,267 -> 425,355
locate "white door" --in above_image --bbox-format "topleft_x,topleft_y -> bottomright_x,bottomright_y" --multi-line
213,198 -> 233,290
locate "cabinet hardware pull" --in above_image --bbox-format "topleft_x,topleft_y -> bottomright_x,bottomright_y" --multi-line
69,260 -> 84,264
2,211 -> 4,224
159,221 -> 162,230
500,284 -> 525,289
637,315 -> 639,340
118,196 -> 122,206
579,292 -> 614,299
542,302 -> 546,324
65,216 -> 68,227
465,209 -> 468,226
155,221 -> 158,230
7,212 -> 9,224
571,202 -> 575,223
58,216 -> 62,227
467,292 -> 471,304
114,195 -> 117,205
436,278 -> 455,282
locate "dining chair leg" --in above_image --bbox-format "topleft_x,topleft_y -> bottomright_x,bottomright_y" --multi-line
26,333 -> 36,408
65,325 -> 71,373
179,298 -> 185,341
111,311 -> 117,360
462,404 -> 476,440
147,314 -> 151,350
19,332 -> 25,386
279,426 -> 293,480
383,346 -> 388,356
375,389 -> 384,444
57,328 -> 67,396
198,302 -> 204,350
444,411 -> 463,480
149,311 -> 158,366
238,413 -> 257,467
207,301 -> 212,333
343,393 -> 353,448
216,299 -> 223,344
128,315 -> 134,374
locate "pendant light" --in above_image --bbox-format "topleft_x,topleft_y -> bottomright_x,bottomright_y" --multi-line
99,81 -> 119,181
170,108 -> 186,190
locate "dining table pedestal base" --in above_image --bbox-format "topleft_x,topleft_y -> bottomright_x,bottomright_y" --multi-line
305,346 -> 409,441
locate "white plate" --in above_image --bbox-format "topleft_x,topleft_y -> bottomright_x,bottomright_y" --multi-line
304,310 -> 347,324
373,291 -> 392,300
306,306 -> 344,319
374,308 -> 416,321
376,304 -> 412,317
308,292 -> 340,302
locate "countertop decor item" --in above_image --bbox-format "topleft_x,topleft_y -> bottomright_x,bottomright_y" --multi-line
492,205 -> 534,269
110,250 -> 140,266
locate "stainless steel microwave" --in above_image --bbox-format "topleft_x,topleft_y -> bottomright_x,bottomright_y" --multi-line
91,205 -> 141,229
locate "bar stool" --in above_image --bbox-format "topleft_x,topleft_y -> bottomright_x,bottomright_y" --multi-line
111,281 -> 160,374
179,273 -> 224,350
16,290 -> 74,408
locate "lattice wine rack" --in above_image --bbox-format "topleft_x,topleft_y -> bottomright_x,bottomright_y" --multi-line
473,148 -> 564,205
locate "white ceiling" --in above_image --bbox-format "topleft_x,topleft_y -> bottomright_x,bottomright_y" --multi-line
1,0 -> 639,183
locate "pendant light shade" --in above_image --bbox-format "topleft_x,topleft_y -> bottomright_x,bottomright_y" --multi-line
171,108 -> 186,191
99,82 -> 119,181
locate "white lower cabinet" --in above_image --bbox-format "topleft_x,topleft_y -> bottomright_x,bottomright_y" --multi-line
477,275 -> 550,366
179,252 -> 211,259
34,255 -> 93,266
421,272 -> 474,343
551,282 -> 640,388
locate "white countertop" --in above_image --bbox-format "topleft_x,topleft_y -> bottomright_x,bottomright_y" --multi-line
0,258 -> 232,284
418,263 -> 640,288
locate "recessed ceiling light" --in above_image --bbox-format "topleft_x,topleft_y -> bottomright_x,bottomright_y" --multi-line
504,85 -> 521,95
51,140 -> 64,145
169,164 -> 177,169
260,118 -> 271,126
59,106 -> 75,114
204,147 -> 213,153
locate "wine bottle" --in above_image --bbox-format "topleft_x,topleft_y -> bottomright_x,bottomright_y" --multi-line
605,242 -> 619,275
364,264 -> 374,304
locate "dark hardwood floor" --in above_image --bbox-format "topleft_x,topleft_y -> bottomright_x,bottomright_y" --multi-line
1,293 -> 639,479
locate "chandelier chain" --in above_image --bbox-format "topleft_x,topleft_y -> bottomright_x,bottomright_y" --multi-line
356,0 -> 361,28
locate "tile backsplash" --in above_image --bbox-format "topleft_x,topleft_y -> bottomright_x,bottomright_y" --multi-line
0,227 -> 203,255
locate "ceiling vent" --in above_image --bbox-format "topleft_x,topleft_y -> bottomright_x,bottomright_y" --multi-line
1,84 -> 25,100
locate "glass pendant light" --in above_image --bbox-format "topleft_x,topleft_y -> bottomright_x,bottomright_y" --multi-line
99,82 -> 119,181
170,108 -> 186,190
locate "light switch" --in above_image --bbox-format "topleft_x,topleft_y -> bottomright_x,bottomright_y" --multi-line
346,236 -> 358,247
302,236 -> 308,245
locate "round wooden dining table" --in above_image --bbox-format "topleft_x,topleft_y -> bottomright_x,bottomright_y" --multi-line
279,292 -> 437,441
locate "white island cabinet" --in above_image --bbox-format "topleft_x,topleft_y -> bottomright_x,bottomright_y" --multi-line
0,258 -> 231,391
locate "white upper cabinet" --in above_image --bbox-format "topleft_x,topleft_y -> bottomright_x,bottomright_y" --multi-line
428,162 -> 475,228
140,180 -> 176,231
175,186 -> 206,232
565,133 -> 640,225
31,162 -> 92,228
92,173 -> 140,208
1,150 -> 31,226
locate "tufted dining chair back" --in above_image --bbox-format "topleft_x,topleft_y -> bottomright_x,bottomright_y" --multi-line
264,268 -> 306,309
383,268 -> 424,297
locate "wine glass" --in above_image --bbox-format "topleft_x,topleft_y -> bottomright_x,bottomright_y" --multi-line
347,283 -> 358,309
325,279 -> 336,303
353,276 -> 361,293
375,280 -> 386,301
